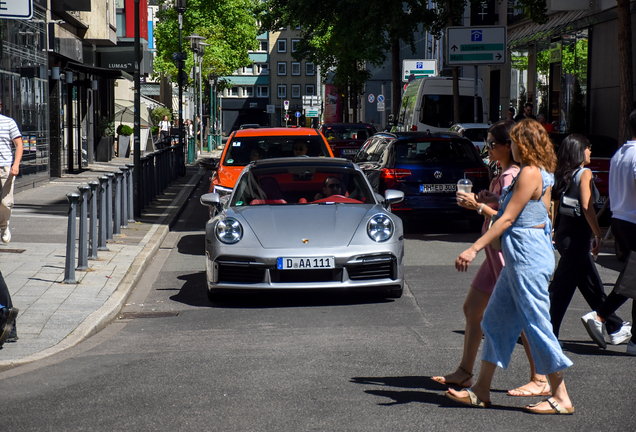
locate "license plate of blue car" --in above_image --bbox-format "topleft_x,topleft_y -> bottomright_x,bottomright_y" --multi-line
277,257 -> 336,270
420,184 -> 456,193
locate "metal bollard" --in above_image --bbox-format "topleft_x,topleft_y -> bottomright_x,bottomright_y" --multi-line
63,192 -> 80,284
106,173 -> 115,240
150,153 -> 157,202
76,184 -> 90,270
114,171 -> 123,236
88,181 -> 99,259
98,176 -> 109,251
126,163 -> 135,223
120,166 -> 129,229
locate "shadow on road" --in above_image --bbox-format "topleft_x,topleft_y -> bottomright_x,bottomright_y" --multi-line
350,375 -> 526,412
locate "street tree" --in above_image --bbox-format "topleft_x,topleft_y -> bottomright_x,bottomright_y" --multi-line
153,0 -> 260,93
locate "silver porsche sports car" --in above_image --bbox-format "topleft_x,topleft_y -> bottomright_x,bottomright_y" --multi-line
200,157 -> 405,301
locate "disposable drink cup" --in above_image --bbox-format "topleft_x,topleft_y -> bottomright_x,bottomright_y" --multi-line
457,178 -> 473,194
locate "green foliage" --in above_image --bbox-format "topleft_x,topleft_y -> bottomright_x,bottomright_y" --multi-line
153,0 -> 259,87
151,106 -> 172,126
117,124 -> 134,136
151,126 -> 160,136
98,116 -> 115,137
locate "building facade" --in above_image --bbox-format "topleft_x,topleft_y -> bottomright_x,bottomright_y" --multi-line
268,28 -> 318,128
220,32 -> 270,132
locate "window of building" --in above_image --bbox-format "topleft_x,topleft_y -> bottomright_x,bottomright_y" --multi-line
292,39 -> 300,52
257,86 -> 269,97
306,85 -> 315,96
291,85 -> 301,98
306,62 -> 315,76
244,64 -> 253,75
277,39 -> 286,52
278,62 -> 286,75
243,86 -> 254,97
259,63 -> 269,75
259,40 -> 268,52
230,87 -> 239,97
291,62 -> 300,76
278,85 -> 287,98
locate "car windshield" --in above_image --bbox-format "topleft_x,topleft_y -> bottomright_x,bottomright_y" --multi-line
395,139 -> 480,164
231,165 -> 375,206
420,95 -> 484,128
323,126 -> 374,140
223,136 -> 328,166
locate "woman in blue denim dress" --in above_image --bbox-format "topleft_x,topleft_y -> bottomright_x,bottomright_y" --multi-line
446,120 -> 575,415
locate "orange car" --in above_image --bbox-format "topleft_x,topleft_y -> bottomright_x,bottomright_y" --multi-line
210,127 -> 334,195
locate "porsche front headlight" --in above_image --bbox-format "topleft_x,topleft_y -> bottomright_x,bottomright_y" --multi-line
367,214 -> 393,242
215,217 -> 243,244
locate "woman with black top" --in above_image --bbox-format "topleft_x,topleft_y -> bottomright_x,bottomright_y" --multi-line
548,134 -> 630,346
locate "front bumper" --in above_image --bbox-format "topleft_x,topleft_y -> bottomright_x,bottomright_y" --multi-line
205,248 -> 404,292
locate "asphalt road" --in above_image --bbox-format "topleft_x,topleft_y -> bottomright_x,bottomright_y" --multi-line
0,177 -> 634,431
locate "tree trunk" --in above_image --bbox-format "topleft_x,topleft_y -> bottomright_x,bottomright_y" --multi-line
342,84 -> 349,122
392,38 -> 401,125
617,0 -> 633,145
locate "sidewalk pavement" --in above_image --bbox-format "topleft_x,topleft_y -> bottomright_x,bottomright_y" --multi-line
0,150 -> 221,371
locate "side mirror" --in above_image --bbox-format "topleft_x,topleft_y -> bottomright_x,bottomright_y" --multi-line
200,158 -> 219,171
384,189 -> 404,205
200,192 -> 223,215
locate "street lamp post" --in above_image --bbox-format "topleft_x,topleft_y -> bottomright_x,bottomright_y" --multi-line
175,0 -> 187,166
186,33 -> 205,161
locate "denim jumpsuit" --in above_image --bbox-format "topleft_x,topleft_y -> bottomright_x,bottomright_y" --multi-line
481,169 -> 573,375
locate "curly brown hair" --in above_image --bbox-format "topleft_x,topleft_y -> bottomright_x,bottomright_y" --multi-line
510,119 -> 557,172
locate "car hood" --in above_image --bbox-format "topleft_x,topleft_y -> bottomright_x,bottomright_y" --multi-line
233,204 -> 377,248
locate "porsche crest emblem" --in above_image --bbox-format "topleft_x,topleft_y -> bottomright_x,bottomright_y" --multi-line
302,239 -> 309,244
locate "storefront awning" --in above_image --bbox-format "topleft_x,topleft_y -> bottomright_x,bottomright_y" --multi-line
507,10 -> 590,47
66,61 -> 133,81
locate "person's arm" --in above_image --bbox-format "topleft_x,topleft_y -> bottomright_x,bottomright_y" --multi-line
579,169 -> 603,255
456,167 -> 540,271
10,136 -> 23,177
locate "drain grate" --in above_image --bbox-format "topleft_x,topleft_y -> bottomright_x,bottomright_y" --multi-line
119,311 -> 180,319
0,249 -> 26,254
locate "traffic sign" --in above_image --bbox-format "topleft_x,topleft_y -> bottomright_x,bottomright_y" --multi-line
295,111 -> 301,118
377,102 -> 385,112
368,94 -> 375,103
446,26 -> 507,66
402,59 -> 438,82
306,109 -> 319,118
377,95 -> 384,103
284,100 -> 289,111
0,0 -> 33,19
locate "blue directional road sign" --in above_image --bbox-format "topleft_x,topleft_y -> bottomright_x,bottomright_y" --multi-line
295,111 -> 301,118
446,26 -> 507,66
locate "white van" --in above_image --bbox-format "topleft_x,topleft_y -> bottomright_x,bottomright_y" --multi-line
396,77 -> 488,132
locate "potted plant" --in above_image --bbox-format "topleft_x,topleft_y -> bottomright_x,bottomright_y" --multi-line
96,116 -> 115,162
117,124 -> 134,157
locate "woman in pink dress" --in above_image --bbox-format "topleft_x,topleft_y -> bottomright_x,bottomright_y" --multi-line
432,120 -> 525,388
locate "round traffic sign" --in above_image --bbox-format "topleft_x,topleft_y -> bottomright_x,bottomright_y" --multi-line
295,111 -> 301,118
368,94 -> 375,103
377,94 -> 384,102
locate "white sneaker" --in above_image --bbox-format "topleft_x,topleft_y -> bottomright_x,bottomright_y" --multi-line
607,322 -> 632,345
581,311 -> 607,349
627,341 -> 636,356
1,226 -> 10,244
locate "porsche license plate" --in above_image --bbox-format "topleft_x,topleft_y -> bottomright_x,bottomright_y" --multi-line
341,149 -> 357,155
420,184 -> 456,193
277,257 -> 335,270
